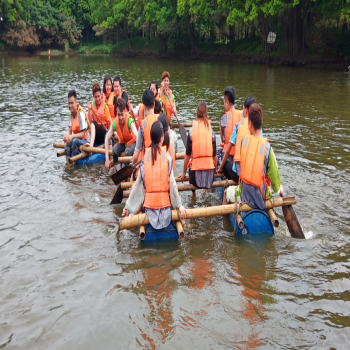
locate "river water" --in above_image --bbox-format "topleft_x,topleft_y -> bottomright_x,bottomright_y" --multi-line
1,55 -> 350,349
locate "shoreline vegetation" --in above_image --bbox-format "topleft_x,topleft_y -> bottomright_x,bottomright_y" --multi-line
1,37 -> 347,69
1,0 -> 349,69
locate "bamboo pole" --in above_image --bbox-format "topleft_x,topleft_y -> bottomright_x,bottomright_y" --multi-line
234,213 -> 244,229
176,221 -> 184,239
139,226 -> 146,240
122,180 -> 238,198
171,123 -> 192,128
120,173 -> 225,190
267,209 -> 279,228
57,150 -> 66,157
69,145 -> 108,162
119,197 -> 297,230
53,142 -> 65,149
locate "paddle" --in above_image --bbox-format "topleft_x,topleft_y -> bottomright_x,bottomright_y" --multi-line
162,87 -> 187,145
89,104 -> 116,143
281,193 -> 305,239
110,185 -> 123,205
111,159 -> 142,186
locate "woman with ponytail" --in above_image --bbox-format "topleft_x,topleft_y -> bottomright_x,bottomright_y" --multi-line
122,122 -> 186,230
180,102 -> 217,197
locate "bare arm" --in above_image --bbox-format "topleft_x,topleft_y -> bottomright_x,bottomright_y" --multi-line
130,121 -> 138,139
132,150 -> 139,166
104,127 -> 114,172
179,155 -> 190,181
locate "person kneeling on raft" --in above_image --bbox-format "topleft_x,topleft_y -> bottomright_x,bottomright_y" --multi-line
122,121 -> 187,229
224,103 -> 284,209
218,87 -> 242,182
104,98 -> 138,172
219,96 -> 258,203
63,90 -> 90,166
87,83 -> 111,147
179,102 -> 217,196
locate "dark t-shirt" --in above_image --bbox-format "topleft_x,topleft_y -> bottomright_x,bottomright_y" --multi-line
114,91 -> 130,114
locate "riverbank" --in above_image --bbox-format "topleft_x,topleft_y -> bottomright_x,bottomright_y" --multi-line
1,37 -> 348,69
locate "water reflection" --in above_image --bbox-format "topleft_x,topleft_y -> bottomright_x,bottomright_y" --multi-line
1,55 -> 350,348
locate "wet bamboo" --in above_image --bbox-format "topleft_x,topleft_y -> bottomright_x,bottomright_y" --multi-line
120,173 -> 224,190
235,213 -> 244,229
267,209 -> 279,228
57,150 -> 66,157
118,197 -> 297,230
139,226 -> 146,240
176,221 -> 184,239
122,180 -> 238,198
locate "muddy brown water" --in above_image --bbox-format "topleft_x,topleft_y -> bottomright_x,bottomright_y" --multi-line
1,55 -> 350,349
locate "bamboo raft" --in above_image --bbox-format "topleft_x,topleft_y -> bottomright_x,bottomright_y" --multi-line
54,142 -> 304,240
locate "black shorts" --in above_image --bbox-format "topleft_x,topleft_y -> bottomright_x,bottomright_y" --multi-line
92,121 -> 107,146
223,159 -> 239,182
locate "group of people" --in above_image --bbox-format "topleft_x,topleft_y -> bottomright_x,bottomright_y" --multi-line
63,71 -> 284,231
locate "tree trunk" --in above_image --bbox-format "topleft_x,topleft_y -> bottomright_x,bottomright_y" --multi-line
123,19 -> 132,53
229,25 -> 235,46
159,35 -> 167,55
187,18 -> 197,56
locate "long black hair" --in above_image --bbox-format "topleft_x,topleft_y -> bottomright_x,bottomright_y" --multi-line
150,121 -> 164,165
103,75 -> 113,94
158,113 -> 170,151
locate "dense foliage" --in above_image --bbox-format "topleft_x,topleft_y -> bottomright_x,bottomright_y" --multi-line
1,0 -> 349,58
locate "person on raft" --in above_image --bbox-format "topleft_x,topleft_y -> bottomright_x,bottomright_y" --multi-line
158,113 -> 177,170
159,71 -> 177,122
218,95 -> 258,185
63,90 -> 90,166
102,75 -> 116,123
225,103 -> 284,209
218,87 -> 242,182
122,121 -> 187,229
131,89 -> 159,175
113,77 -> 131,112
104,98 -> 138,172
133,81 -> 161,128
179,102 -> 217,197
87,83 -> 111,147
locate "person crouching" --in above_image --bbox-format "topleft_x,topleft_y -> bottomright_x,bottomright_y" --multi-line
104,98 -> 138,172
122,122 -> 186,229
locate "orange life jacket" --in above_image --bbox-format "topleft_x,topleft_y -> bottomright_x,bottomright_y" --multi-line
70,105 -> 90,140
221,110 -> 242,156
168,141 -> 175,172
113,113 -> 136,147
159,89 -> 173,122
135,114 -> 159,178
143,146 -> 171,210
190,119 -> 215,171
104,92 -> 116,122
234,117 -> 250,162
240,135 -> 269,199
92,101 -> 110,129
